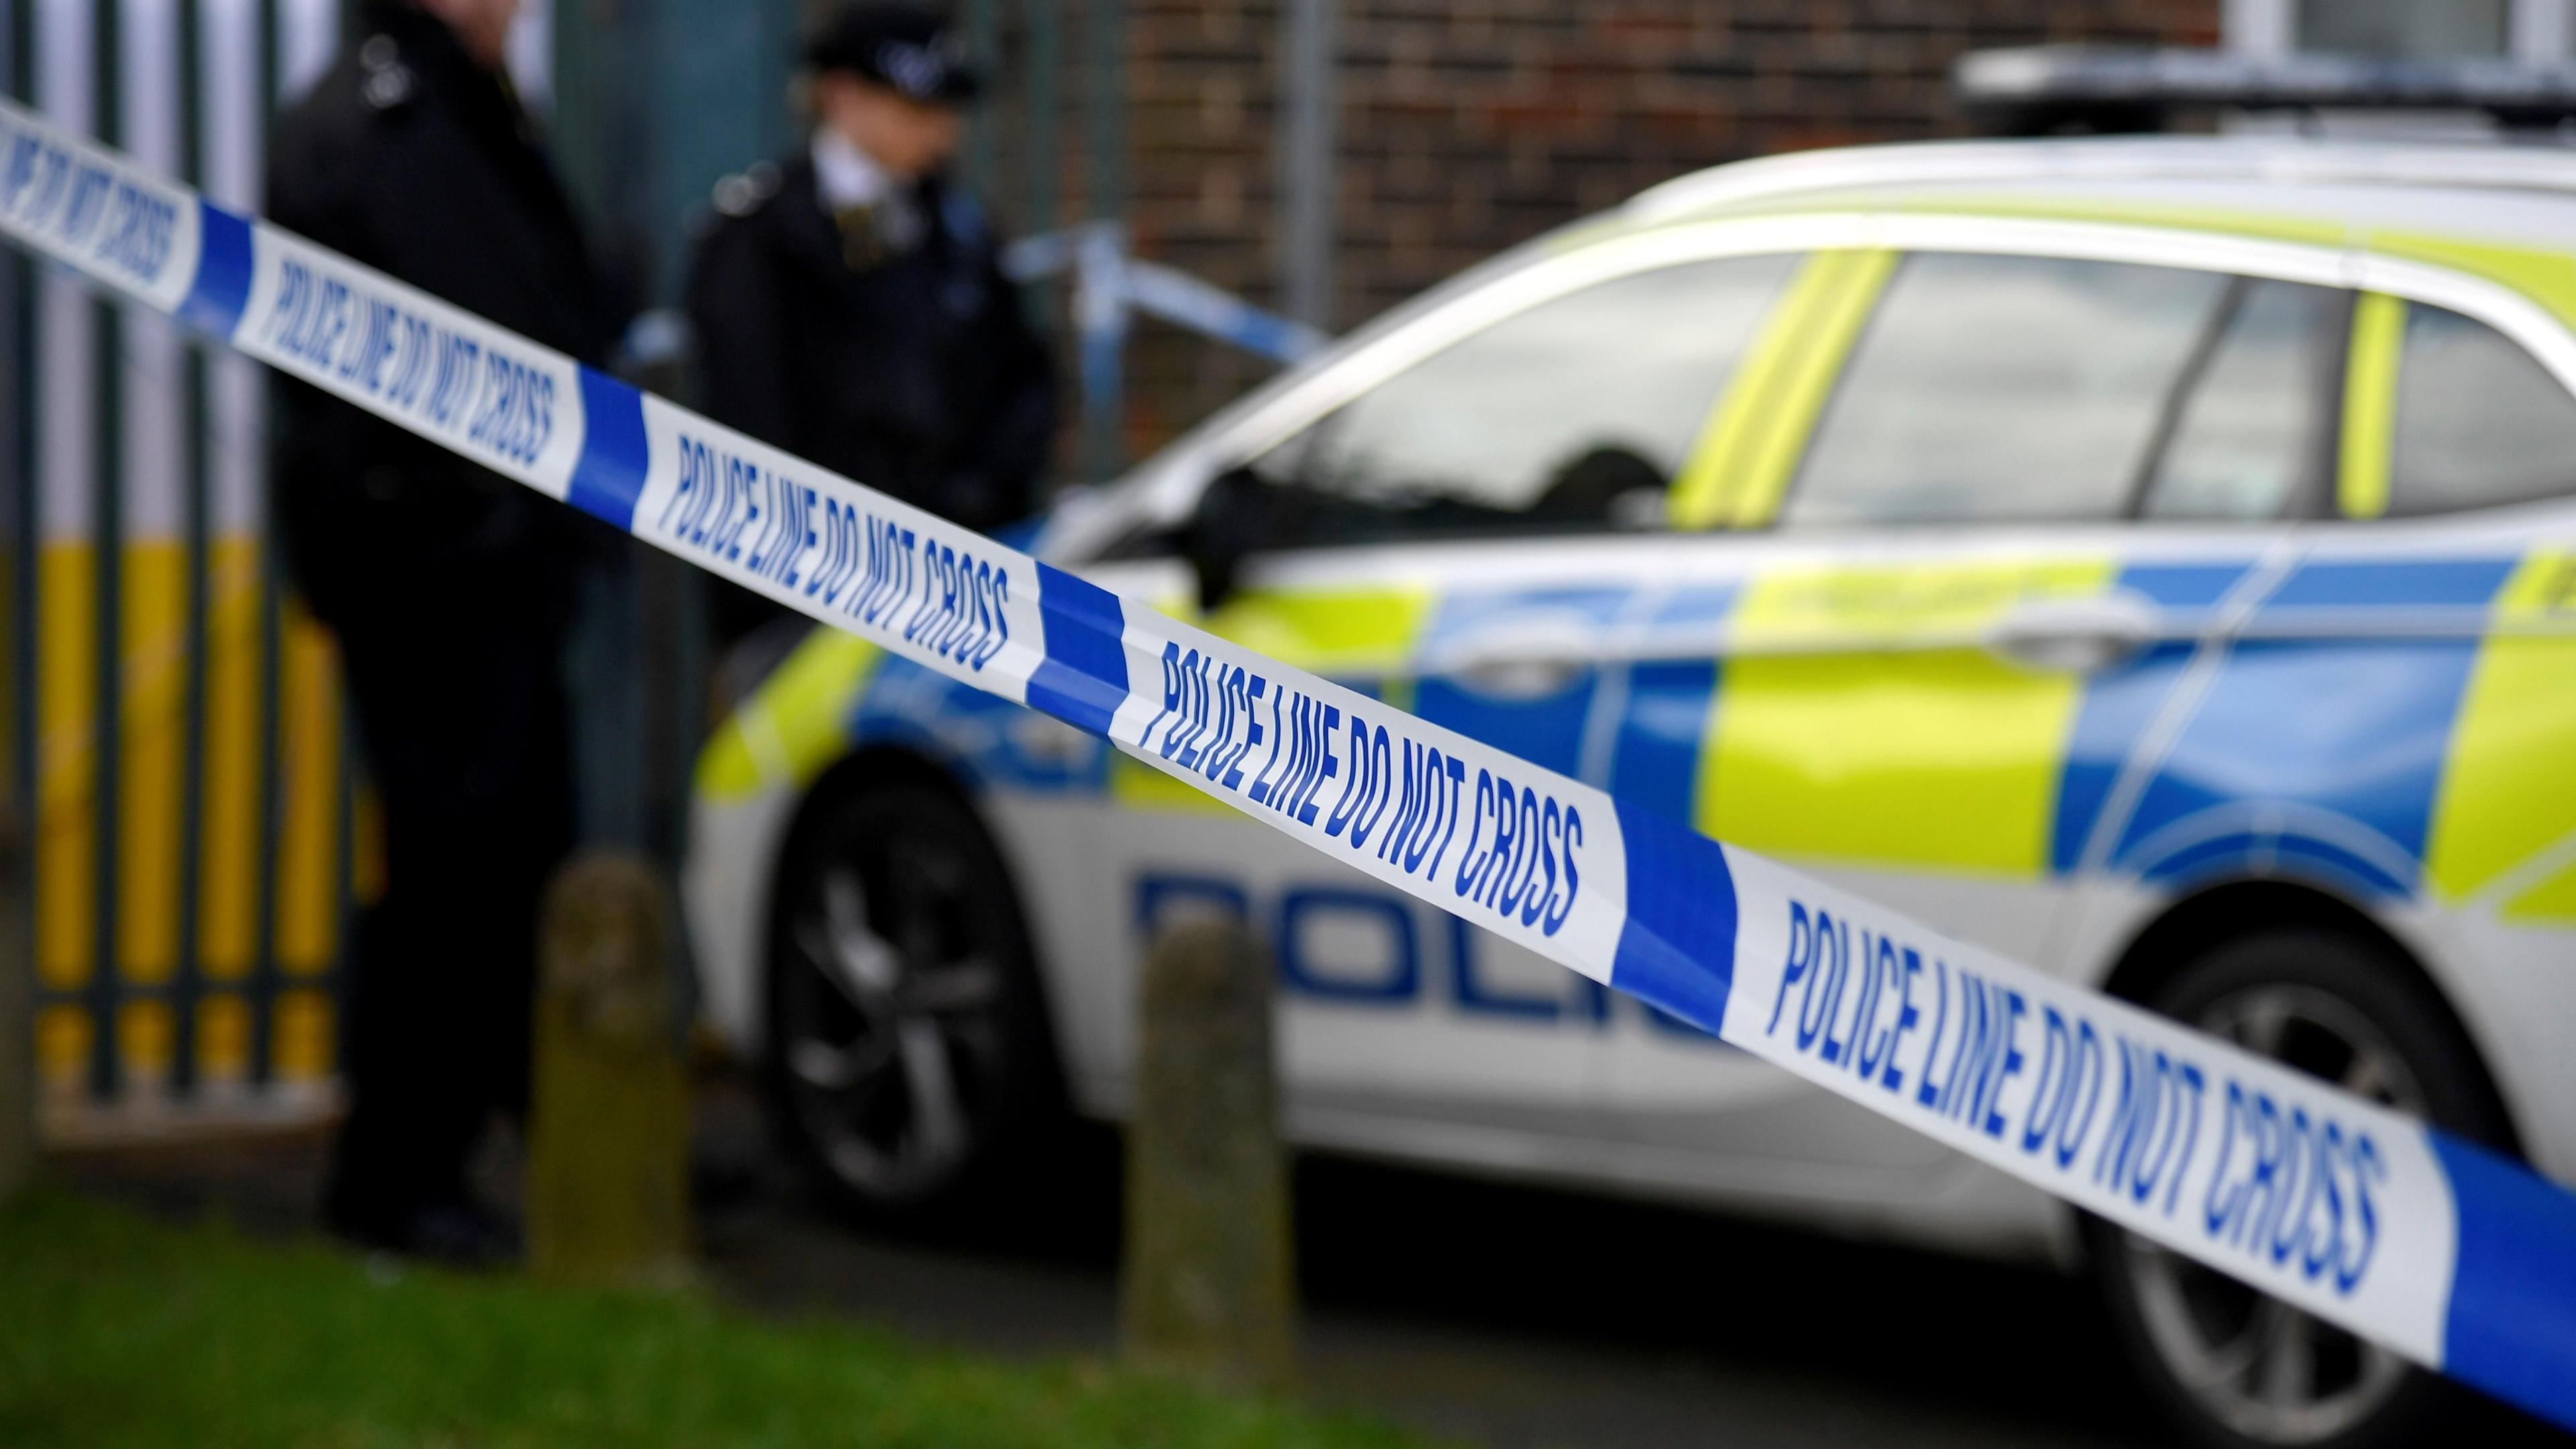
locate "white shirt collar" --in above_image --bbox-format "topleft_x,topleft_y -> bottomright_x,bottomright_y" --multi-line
812,127 -> 896,212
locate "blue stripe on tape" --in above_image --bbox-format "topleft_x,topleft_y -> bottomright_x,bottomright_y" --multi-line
2434,1132 -> 2576,1425
176,200 -> 254,337
566,366 -> 650,529
1607,800 -> 1738,1032
1025,563 -> 1128,735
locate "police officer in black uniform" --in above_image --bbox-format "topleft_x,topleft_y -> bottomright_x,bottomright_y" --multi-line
688,3 -> 1056,643
267,0 -> 623,1259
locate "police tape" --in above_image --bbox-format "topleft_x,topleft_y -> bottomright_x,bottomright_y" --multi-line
1001,219 -> 1328,364
6,95 -> 2573,1429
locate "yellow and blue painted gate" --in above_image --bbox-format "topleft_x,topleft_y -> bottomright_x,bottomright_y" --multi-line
7,0 -> 364,1116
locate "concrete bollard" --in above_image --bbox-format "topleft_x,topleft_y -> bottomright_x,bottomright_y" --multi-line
1120,911 -> 1298,1392
526,853 -> 692,1285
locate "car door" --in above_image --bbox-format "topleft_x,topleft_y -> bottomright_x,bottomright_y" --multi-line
1061,244 -> 1801,1165
1588,244 -> 2355,1206
2150,285 -> 2576,1175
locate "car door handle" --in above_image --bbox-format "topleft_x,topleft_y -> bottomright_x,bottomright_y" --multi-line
1983,593 -> 2163,674
1426,616 -> 1600,700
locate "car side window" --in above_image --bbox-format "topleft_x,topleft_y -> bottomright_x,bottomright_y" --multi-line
2140,278 -> 2342,523
1784,253 -> 2251,527
2382,303 -> 2576,517
1250,253 -> 1799,545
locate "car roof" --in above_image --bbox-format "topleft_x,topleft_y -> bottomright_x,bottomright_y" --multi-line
1046,133 -> 2576,560
1617,134 -> 2576,252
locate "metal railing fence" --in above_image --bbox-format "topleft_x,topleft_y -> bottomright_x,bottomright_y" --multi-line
7,0 -> 354,1128
3,0 -> 1310,1127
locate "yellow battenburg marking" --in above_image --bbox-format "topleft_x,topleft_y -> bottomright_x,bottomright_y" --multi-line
197,535 -> 265,980
273,987 -> 335,1083
2366,231 -> 2576,335
1203,586 -> 1434,677
1113,586 -> 1434,813
2504,861 -> 2576,924
37,541 -> 95,991
696,627 -> 883,802
1670,249 -> 1896,531
36,1004 -> 91,1097
2339,292 -> 2405,522
1700,557 -> 2114,877
119,539 -> 189,986
2426,551 -> 2576,920
274,606 -> 341,976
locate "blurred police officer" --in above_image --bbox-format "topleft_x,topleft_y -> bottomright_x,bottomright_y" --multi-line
688,3 -> 1056,641
268,0 -> 622,1260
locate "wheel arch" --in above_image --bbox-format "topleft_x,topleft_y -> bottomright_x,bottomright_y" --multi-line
2097,877 -> 2525,1159
760,743 -> 1075,1106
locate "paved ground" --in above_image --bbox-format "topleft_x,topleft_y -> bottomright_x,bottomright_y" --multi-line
56,1084 -> 2567,1449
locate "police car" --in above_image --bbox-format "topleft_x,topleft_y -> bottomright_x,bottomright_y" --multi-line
685,134 -> 2576,1449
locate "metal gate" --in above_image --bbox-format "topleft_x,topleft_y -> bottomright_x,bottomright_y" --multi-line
7,0 -> 359,1131
4,0 -> 1292,1131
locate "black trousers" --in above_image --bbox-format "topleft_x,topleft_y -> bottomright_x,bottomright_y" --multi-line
318,555 -> 578,1230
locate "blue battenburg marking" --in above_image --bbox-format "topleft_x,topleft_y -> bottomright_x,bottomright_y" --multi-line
2259,557 -> 2516,611
1415,586 -> 1625,780
1608,799 -> 1737,1032
2052,640 -> 2196,874
1605,582 -> 1735,822
2050,561 -> 2251,875
1609,659 -> 1718,824
2435,1132 -> 2576,1428
1025,563 -> 1128,735
175,199 -> 253,338
2110,638 -> 2480,892
564,367 -> 649,529
2118,560 -> 2251,609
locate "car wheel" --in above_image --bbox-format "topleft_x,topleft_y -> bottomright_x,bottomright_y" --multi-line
763,777 -> 1059,1223
2089,927 -> 2513,1449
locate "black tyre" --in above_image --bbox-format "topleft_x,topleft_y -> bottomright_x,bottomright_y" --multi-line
762,777 -> 1061,1224
2089,927 -> 2514,1449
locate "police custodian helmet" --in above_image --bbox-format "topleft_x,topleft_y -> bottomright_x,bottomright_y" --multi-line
805,3 -> 985,103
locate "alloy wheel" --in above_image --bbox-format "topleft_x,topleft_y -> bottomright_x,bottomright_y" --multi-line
775,837 -> 1016,1204
2114,985 -> 2423,1444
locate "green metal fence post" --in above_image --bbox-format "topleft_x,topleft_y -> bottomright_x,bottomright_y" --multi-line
171,0 -> 211,1099
1080,0 -> 1123,486
1025,0 -> 1059,241
86,0 -> 124,1104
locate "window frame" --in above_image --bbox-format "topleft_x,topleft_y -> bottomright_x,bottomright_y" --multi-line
1260,249 -> 1809,547
1068,209 -> 2576,562
2335,290 -> 2576,522
1768,254 -> 2357,531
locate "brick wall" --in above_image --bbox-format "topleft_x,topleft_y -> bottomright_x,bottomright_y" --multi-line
1007,0 -> 2224,466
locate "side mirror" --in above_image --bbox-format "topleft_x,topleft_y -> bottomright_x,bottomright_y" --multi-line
1181,466 -> 1280,613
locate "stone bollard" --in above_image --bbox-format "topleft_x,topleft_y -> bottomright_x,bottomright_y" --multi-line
526,853 -> 692,1286
1120,911 -> 1297,1392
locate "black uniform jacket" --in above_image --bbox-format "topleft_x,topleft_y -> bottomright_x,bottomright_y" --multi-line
266,1 -> 621,626
686,153 -> 1058,535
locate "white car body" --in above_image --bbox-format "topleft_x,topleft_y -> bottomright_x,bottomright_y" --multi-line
685,134 -> 2576,1267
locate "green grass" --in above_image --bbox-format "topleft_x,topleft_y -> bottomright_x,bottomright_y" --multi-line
0,1189 -> 1440,1449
